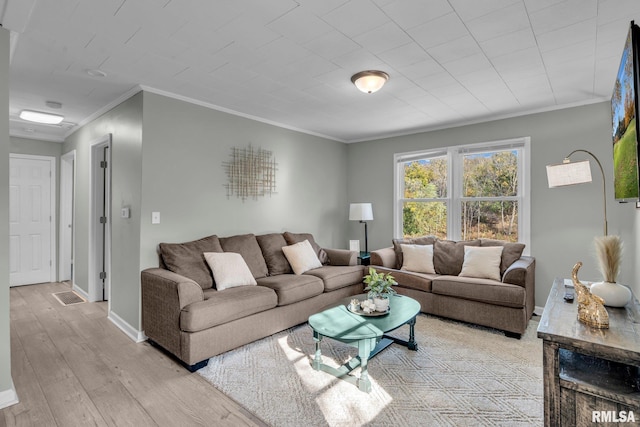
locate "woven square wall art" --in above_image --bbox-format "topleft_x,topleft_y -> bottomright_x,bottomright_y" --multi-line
223,145 -> 277,201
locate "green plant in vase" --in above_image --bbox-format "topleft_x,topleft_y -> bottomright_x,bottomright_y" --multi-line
363,267 -> 397,312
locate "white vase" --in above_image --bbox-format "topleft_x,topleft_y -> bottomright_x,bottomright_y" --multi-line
590,281 -> 632,307
373,296 -> 389,312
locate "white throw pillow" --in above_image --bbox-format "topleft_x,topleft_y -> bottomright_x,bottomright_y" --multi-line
203,252 -> 257,290
400,244 -> 435,274
281,240 -> 322,275
459,246 -> 504,281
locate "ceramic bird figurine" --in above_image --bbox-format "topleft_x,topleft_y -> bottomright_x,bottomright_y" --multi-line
572,262 -> 609,329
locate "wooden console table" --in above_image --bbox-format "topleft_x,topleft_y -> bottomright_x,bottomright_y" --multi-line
537,278 -> 640,426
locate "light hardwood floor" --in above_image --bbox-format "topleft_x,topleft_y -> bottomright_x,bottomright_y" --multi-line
1,282 -> 268,427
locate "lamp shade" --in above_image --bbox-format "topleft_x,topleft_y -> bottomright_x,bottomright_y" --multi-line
546,160 -> 592,188
349,203 -> 373,221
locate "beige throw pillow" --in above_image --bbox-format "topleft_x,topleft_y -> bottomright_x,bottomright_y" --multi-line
400,244 -> 435,274
203,252 -> 257,290
282,240 -> 322,275
459,246 -> 504,281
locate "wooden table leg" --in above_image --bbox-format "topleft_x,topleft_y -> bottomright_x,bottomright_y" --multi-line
542,341 -> 560,426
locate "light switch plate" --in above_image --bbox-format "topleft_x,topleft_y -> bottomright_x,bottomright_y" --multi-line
152,211 -> 160,224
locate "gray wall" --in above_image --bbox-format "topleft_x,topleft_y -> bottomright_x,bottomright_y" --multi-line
62,92 -> 143,330
138,91 -> 349,270
61,90 -> 348,332
0,27 -> 13,400
10,136 -> 62,157
346,102 -> 637,307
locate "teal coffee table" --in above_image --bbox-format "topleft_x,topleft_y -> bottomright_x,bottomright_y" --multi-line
308,294 -> 420,392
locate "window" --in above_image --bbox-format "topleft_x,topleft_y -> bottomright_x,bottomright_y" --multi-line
394,138 -> 530,249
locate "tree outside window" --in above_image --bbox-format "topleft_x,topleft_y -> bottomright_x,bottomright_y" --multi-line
461,150 -> 519,242
396,139 -> 529,246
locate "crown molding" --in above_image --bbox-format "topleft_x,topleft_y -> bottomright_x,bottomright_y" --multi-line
345,97 -> 610,143
138,85 -> 346,143
63,85 -> 142,140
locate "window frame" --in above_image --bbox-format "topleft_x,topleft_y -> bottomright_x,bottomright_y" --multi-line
393,137 -> 531,253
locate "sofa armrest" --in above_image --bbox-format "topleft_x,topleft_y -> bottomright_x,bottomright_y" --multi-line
323,248 -> 357,266
503,256 -> 535,318
370,247 -> 396,268
502,256 -> 534,287
141,268 -> 204,358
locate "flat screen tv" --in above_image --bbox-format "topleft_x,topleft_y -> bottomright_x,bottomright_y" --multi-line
611,20 -> 640,202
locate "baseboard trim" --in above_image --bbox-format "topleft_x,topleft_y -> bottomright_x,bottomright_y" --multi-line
72,283 -> 89,301
108,310 -> 147,343
0,380 -> 19,409
534,306 -> 544,316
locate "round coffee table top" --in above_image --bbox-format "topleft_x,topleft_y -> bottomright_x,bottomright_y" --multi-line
308,294 -> 420,341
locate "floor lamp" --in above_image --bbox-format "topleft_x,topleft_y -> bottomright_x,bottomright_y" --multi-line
546,149 -> 608,236
349,203 -> 373,254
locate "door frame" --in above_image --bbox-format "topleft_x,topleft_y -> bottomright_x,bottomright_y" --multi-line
59,150 -> 75,283
9,153 -> 57,284
89,134 -> 111,303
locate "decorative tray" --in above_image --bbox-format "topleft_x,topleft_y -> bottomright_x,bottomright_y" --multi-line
346,304 -> 390,317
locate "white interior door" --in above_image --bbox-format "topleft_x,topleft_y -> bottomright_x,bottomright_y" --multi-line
9,155 -> 55,286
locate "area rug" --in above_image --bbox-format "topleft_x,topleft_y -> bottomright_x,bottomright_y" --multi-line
198,315 -> 543,426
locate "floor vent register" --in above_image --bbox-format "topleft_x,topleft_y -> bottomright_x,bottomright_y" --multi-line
52,291 -> 86,306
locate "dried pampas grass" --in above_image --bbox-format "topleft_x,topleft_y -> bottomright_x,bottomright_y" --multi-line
594,235 -> 623,283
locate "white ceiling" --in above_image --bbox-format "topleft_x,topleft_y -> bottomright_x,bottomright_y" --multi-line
3,0 -> 640,143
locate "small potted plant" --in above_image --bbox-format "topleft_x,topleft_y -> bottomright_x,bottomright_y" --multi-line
363,267 -> 397,312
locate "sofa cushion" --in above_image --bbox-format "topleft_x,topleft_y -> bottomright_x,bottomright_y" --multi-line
303,265 -> 365,292
392,236 -> 437,269
431,276 -> 525,308
256,233 -> 292,276
371,267 -> 435,292
203,252 -> 257,290
282,240 -> 323,275
219,234 -> 269,279
180,286 -> 277,332
283,231 -> 328,264
433,239 -> 480,276
459,246 -> 503,281
401,244 -> 435,274
480,239 -> 526,275
256,274 -> 324,306
159,235 -> 223,289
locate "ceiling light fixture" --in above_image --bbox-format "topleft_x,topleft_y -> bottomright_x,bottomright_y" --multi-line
19,110 -> 65,125
351,70 -> 389,94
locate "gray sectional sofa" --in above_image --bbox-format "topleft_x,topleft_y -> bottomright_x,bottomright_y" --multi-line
370,237 -> 535,338
141,231 -> 364,370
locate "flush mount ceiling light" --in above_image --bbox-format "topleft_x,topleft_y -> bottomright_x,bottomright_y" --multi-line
351,70 -> 389,94
19,109 -> 65,125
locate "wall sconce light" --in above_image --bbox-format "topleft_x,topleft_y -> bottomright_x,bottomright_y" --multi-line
351,70 -> 389,94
